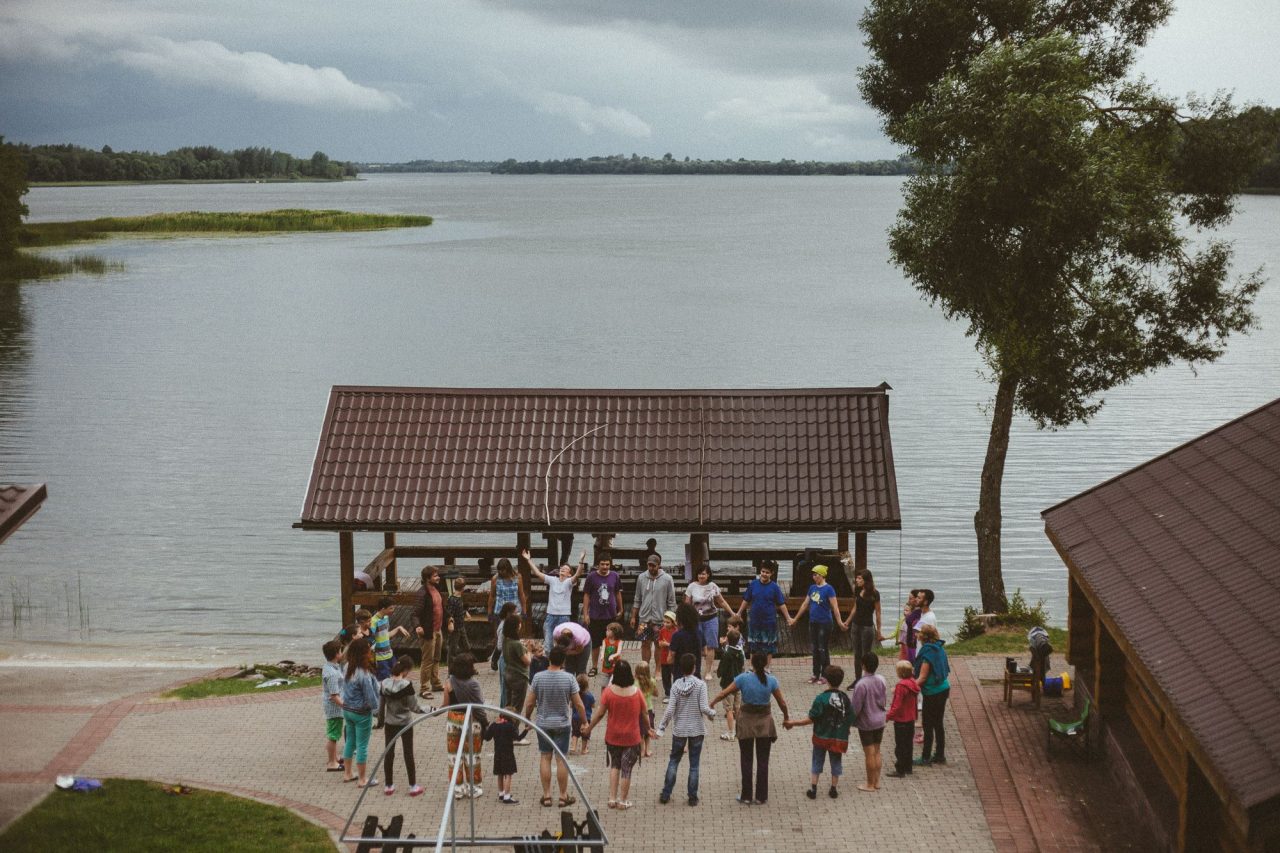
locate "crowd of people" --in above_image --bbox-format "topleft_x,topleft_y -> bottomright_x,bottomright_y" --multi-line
319,545 -> 951,811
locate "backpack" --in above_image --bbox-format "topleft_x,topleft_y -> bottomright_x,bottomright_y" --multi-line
822,690 -> 851,727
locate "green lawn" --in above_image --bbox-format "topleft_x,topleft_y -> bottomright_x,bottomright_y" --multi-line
946,626 -> 1068,656
163,673 -> 321,701
0,779 -> 334,852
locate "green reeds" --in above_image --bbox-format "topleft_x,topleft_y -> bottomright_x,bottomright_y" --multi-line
0,251 -> 121,283
20,208 -> 433,248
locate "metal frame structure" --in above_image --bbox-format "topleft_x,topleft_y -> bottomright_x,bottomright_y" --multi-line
341,703 -> 608,852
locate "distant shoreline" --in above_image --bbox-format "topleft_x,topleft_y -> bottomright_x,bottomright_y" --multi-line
30,176 -> 359,188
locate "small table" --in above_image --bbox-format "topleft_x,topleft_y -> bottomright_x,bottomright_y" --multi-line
1004,667 -> 1042,708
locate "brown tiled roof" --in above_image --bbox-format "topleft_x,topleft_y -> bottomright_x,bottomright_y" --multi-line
0,483 -> 47,546
1042,398 -> 1280,809
297,386 -> 900,532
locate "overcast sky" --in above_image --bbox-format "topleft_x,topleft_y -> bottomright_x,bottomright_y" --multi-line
2,0 -> 1278,162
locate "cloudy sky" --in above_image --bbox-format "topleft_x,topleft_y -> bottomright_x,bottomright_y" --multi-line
2,0 -> 1278,163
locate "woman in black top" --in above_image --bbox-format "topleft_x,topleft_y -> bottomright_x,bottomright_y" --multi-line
668,603 -> 704,679
850,570 -> 883,681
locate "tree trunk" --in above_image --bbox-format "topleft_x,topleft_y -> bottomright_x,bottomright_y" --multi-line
974,373 -> 1016,613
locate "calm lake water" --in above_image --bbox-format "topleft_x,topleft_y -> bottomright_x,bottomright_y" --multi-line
2,174 -> 1278,661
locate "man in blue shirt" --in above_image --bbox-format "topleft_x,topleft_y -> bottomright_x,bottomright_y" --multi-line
736,560 -> 792,669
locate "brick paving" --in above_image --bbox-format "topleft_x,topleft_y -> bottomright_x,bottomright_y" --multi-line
0,652 -> 1145,852
948,657 -> 1151,853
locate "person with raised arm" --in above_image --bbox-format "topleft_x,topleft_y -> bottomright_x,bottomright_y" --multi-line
521,547 -> 586,650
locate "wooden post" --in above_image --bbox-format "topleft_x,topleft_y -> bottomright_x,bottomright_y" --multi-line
543,532 -> 558,569
339,532 -> 355,630
837,529 -> 849,554
384,532 -> 398,590
854,531 -> 868,574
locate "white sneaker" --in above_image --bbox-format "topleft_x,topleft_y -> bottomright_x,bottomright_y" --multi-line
469,785 -> 484,798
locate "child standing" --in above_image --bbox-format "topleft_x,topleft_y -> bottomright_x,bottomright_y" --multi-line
445,576 -> 471,659
784,664 -> 854,799
716,628 -> 745,740
600,622 -> 624,689
380,655 -> 424,797
654,653 -> 716,806
850,652 -> 887,792
635,662 -> 658,757
322,640 -> 346,771
571,673 -> 596,755
484,708 -> 530,803
657,612 -> 676,699
373,597 -> 411,680
886,659 -> 920,777
340,637 -> 381,788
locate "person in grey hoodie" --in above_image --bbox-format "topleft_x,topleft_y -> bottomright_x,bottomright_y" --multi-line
380,655 -> 425,797
654,653 -> 716,805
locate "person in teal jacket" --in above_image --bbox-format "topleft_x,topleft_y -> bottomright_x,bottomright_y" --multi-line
912,623 -> 950,766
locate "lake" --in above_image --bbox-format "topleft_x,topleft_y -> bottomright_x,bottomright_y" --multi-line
2,174 -> 1278,662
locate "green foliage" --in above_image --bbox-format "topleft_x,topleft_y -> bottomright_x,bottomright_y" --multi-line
488,153 -> 918,176
16,142 -> 358,183
0,136 -> 30,260
20,209 -> 433,248
956,589 -> 1051,641
0,778 -> 334,852
0,252 -> 120,284
1245,107 -> 1280,189
948,626 -> 1068,657
860,2 -> 1276,429
164,671 -> 321,701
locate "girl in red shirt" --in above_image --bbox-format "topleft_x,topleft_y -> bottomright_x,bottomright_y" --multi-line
582,659 -> 646,810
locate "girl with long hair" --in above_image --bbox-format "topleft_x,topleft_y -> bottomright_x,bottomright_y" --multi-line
850,570 -> 883,681
710,650 -> 789,805
340,637 -> 381,787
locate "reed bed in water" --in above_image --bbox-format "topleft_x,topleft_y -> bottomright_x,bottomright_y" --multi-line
0,251 -> 121,282
20,208 -> 434,247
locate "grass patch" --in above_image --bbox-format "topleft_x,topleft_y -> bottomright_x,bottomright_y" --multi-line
163,667 -> 321,701
0,251 -> 122,284
947,625 -> 1068,656
0,778 -> 333,852
20,208 -> 433,248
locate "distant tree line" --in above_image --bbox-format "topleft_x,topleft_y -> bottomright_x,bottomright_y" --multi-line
1249,108 -> 1280,189
17,143 -> 357,182
492,153 -> 918,175
359,160 -> 501,173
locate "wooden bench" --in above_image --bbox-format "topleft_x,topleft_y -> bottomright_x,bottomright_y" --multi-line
1004,658 -> 1046,708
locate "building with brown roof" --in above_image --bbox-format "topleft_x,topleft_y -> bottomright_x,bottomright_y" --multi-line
0,483 -> 47,547
1042,398 -> 1280,852
296,386 -> 901,621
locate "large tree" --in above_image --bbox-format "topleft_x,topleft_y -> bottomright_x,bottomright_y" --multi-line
859,0 -> 1278,611
0,136 -> 30,261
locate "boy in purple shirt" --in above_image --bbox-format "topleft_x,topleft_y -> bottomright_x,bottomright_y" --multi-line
849,652 -> 887,792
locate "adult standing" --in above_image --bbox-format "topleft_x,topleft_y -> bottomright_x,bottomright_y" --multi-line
850,570 -> 883,681
582,553 -> 622,677
521,548 -> 586,650
654,652 -> 715,806
582,659 -> 647,811
413,566 -> 446,700
916,588 -> 938,635
787,564 -> 845,684
554,622 -> 592,676
487,558 -> 529,633
684,564 -> 732,679
632,554 -> 677,672
913,623 -> 951,766
737,560 -> 792,669
523,645 -> 587,807
711,651 -> 790,806
668,603 -> 704,679
502,613 -> 531,718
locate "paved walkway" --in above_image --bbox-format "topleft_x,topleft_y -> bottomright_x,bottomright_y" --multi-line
0,653 -> 1145,851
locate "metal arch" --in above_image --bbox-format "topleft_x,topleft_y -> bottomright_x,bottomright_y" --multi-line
340,703 -> 608,851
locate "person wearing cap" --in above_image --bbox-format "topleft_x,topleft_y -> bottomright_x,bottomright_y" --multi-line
787,565 -> 846,684
632,553 -> 677,672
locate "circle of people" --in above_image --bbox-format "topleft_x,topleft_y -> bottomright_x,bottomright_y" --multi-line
319,546 -> 949,812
